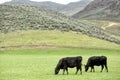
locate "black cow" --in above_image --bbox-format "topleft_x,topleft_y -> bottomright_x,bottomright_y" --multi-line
85,56 -> 108,72
55,56 -> 82,75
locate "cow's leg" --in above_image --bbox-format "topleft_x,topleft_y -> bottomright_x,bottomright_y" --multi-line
75,67 -> 79,74
79,66 -> 82,75
93,66 -> 95,72
63,69 -> 65,75
101,65 -> 104,72
90,67 -> 92,72
66,68 -> 69,75
105,64 -> 108,72
91,67 -> 93,72
63,66 -> 66,75
63,64 -> 67,75
90,66 -> 95,72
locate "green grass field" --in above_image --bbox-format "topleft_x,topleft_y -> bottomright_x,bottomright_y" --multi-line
0,30 -> 120,80
0,48 -> 120,80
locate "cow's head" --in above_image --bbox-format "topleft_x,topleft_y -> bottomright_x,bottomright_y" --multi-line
84,65 -> 89,72
54,67 -> 60,75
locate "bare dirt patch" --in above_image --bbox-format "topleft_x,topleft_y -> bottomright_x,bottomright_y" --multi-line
0,45 -> 120,52
0,45 -> 61,50
102,22 -> 120,30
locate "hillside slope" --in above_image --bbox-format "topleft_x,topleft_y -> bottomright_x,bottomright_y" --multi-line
59,0 -> 92,16
3,0 -> 92,16
4,0 -> 64,11
0,30 -> 120,50
73,0 -> 120,22
0,5 -> 120,44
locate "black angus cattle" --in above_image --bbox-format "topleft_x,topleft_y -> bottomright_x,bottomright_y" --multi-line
85,56 -> 108,72
55,56 -> 82,75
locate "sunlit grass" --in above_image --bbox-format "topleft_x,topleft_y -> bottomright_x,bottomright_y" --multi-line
0,48 -> 120,80
0,30 -> 119,50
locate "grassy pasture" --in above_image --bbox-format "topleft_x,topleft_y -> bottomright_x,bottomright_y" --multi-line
0,30 -> 120,50
0,48 -> 120,80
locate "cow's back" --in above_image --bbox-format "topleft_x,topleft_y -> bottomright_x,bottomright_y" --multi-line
64,56 -> 82,68
87,56 -> 107,66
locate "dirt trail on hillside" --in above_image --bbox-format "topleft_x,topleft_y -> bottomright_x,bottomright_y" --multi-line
102,22 -> 119,30
0,45 -> 120,52
107,22 -> 118,27
0,45 -> 60,50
